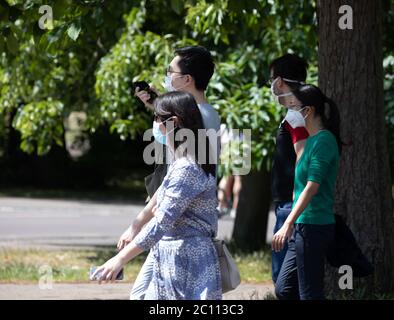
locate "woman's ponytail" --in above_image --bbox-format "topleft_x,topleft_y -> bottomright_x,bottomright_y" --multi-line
321,97 -> 342,153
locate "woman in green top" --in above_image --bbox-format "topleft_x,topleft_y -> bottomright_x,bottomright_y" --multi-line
272,84 -> 342,300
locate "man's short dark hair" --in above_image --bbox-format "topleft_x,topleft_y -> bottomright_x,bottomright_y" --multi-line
174,46 -> 215,91
269,54 -> 308,89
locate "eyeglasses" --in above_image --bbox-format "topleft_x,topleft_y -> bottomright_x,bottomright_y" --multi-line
166,67 -> 184,76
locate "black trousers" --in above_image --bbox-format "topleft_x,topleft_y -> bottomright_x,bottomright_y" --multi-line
275,223 -> 335,300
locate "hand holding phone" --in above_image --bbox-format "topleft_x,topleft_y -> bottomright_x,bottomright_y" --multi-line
132,81 -> 158,104
89,266 -> 124,281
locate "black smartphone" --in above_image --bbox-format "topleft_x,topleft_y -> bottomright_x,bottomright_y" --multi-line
132,81 -> 158,104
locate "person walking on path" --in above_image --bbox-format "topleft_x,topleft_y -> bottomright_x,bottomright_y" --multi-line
272,84 -> 342,300
269,54 -> 309,283
93,92 -> 221,300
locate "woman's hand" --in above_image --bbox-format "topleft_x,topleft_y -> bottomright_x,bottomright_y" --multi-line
272,222 -> 294,252
117,221 -> 143,250
92,255 -> 125,284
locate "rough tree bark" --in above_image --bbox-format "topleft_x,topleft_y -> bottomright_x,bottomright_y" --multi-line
317,0 -> 394,296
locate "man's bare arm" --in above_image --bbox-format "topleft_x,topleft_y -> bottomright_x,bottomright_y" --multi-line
135,190 -> 158,226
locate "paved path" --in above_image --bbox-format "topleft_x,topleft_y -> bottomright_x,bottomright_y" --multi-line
0,197 -> 276,300
0,197 -> 275,248
0,283 -> 275,300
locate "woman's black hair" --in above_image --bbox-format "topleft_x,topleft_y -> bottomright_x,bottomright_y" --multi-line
153,91 -> 216,177
292,84 -> 343,153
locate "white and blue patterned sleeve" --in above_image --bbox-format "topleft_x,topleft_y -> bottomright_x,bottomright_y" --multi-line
134,162 -> 205,251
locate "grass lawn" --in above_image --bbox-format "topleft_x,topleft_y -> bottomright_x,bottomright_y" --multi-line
0,246 -> 272,284
0,247 -> 147,283
234,249 -> 272,283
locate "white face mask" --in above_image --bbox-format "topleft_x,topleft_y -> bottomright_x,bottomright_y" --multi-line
164,74 -> 186,92
284,107 -> 308,128
164,75 -> 176,92
270,78 -> 293,104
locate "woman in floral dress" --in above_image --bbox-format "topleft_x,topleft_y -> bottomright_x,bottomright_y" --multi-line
93,91 -> 222,300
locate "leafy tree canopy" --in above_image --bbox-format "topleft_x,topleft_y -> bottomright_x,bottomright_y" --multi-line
0,0 -> 392,174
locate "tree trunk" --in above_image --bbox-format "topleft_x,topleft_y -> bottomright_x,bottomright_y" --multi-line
231,169 -> 271,252
317,0 -> 394,296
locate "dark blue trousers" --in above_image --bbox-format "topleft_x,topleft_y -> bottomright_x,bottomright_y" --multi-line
275,223 -> 335,300
272,201 -> 292,283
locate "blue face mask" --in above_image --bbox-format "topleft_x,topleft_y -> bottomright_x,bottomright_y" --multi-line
152,117 -> 175,145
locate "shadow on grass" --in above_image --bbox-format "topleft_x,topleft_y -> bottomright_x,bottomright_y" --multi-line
84,245 -> 149,265
0,187 -> 147,204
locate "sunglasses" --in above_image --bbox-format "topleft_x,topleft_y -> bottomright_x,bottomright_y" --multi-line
154,113 -> 174,123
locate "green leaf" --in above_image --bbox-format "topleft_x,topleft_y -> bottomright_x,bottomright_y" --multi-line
10,22 -> 22,38
0,36 -> 4,53
0,5 -> 10,23
170,0 -> 184,15
53,0 -> 70,19
67,21 -> 81,41
6,32 -> 18,54
32,23 -> 44,46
